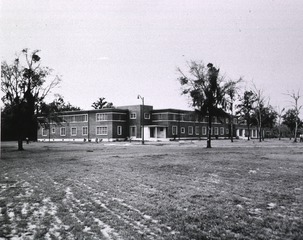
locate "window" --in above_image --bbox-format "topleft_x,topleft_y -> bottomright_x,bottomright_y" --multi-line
130,113 -> 136,119
83,114 -> 88,122
96,113 -> 106,121
130,126 -> 136,137
157,114 -> 165,120
117,126 -> 122,135
226,118 -> 229,124
74,114 -> 88,122
202,127 -> 207,135
82,126 -> 88,135
181,127 -> 185,134
60,127 -> 66,136
212,116 -> 217,123
220,127 -> 224,135
71,127 -> 77,136
233,118 -> 238,124
42,128 -> 47,136
96,126 -> 108,135
188,126 -> 193,135
214,127 -> 219,135
51,128 -> 55,134
195,126 -> 199,135
61,114 -> 88,123
226,128 -> 229,135
172,126 -> 178,135
144,113 -> 150,119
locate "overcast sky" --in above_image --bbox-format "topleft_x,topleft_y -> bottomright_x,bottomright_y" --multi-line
1,0 -> 303,116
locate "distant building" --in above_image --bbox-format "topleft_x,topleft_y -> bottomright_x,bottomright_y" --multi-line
37,105 -> 258,142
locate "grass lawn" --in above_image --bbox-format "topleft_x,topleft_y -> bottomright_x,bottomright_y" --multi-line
0,139 -> 302,240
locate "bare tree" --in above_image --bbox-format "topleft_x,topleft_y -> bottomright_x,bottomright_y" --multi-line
276,106 -> 285,140
223,78 -> 242,142
253,87 -> 266,142
286,90 -> 302,142
236,90 -> 256,140
1,49 -> 61,150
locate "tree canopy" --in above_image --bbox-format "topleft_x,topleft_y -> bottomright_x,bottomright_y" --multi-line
42,95 -> 81,112
285,91 -> 302,142
91,97 -> 114,109
236,90 -> 256,140
1,49 -> 61,150
282,109 -> 303,136
178,61 -> 228,148
222,78 -> 242,142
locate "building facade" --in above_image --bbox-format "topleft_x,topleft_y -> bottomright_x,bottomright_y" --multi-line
37,105 -> 256,142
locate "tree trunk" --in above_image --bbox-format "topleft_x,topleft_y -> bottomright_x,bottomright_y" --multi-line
230,103 -> 233,143
247,122 -> 250,141
230,123 -> 234,142
18,138 -> 24,151
258,112 -> 262,142
294,121 -> 298,142
207,115 -> 212,148
230,114 -> 234,143
17,113 -> 24,151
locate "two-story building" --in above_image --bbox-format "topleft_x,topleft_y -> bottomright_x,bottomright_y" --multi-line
37,105 -> 254,142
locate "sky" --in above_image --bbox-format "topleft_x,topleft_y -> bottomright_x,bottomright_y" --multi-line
1,0 -> 303,117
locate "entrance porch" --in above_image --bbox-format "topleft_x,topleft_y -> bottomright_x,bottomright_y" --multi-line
145,125 -> 167,141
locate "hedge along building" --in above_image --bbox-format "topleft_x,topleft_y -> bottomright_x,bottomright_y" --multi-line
37,104 -> 254,142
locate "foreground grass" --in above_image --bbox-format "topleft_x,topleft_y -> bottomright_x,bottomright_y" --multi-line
0,139 -> 302,239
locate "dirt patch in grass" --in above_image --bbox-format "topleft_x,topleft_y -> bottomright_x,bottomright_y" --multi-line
0,139 -> 302,239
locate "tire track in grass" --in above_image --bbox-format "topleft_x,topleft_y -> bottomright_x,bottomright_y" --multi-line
92,198 -> 160,239
39,170 -> 125,239
65,184 -> 139,239
23,168 -> 105,239
15,170 -> 75,240
0,180 -> 29,239
69,179 -> 175,239
80,178 -> 178,236
111,197 -> 173,234
1,164 -> 174,239
32,169 -> 106,240
0,179 -> 73,240
64,186 -> 123,240
0,180 -> 24,195
69,180 -> 162,238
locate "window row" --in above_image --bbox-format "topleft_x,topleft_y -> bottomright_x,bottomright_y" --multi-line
96,113 -> 150,121
172,126 -> 229,136
130,113 -> 150,120
154,114 -> 237,124
42,126 -> 123,136
61,114 -> 88,123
